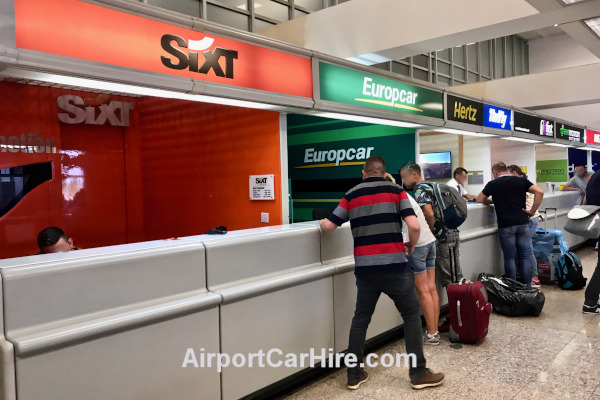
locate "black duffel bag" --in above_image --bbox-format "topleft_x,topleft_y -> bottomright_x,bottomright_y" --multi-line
478,274 -> 545,317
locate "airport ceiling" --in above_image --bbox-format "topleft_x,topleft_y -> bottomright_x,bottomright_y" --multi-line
260,0 -> 600,129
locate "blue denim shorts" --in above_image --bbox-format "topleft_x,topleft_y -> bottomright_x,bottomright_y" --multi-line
408,242 -> 436,274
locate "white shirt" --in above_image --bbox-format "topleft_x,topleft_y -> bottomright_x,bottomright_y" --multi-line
447,178 -> 469,197
403,195 -> 436,247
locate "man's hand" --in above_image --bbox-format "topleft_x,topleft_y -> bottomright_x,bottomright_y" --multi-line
523,209 -> 535,217
319,218 -> 338,232
405,242 -> 415,257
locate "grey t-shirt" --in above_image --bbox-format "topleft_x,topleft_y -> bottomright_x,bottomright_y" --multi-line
569,174 -> 592,194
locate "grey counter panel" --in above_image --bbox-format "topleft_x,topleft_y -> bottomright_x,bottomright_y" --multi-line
219,278 -> 334,400
0,241 -> 207,332
0,240 -> 220,400
15,310 -> 220,400
203,225 -> 322,290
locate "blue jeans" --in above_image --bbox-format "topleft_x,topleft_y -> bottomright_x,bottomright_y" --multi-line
348,271 -> 427,381
498,224 -> 532,285
527,218 -> 539,277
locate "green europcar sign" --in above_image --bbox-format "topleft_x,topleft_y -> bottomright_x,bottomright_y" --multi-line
319,62 -> 444,119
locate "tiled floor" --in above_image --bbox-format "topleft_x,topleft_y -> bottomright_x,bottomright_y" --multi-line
282,246 -> 600,400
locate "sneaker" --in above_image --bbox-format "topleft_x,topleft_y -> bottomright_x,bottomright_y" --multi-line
583,304 -> 600,314
411,368 -> 445,390
347,371 -> 368,390
531,278 -> 541,288
438,318 -> 450,333
424,331 -> 441,346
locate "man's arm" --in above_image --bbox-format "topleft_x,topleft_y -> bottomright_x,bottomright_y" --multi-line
562,181 -> 582,194
464,193 -> 477,201
319,218 -> 338,232
477,192 -> 493,205
403,215 -> 420,256
320,197 -> 349,232
421,204 -> 435,231
525,185 -> 544,216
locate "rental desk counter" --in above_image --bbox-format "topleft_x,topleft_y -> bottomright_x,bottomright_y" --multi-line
0,191 -> 585,400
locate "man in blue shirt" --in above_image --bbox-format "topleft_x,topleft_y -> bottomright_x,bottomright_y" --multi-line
476,162 -> 544,284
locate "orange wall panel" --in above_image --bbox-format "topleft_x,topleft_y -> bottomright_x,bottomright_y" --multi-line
138,98 -> 282,240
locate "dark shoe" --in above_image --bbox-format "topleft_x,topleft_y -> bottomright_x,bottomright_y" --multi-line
438,318 -> 450,333
411,368 -> 445,390
583,304 -> 600,314
347,371 -> 368,390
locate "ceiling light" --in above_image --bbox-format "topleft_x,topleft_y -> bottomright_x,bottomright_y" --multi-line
433,128 -> 497,137
545,142 -> 570,148
313,112 -> 422,128
554,24 -> 559,27
561,0 -> 586,3
585,17 -> 600,37
501,137 -> 543,144
0,69 -> 280,110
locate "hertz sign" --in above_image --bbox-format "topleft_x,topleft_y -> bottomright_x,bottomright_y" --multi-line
446,95 -> 483,126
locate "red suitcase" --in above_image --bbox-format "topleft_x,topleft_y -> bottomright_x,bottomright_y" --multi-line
447,280 -> 492,344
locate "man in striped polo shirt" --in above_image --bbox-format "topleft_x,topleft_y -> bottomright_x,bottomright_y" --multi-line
320,156 -> 444,391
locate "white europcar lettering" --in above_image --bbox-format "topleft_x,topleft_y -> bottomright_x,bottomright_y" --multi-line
362,77 -> 418,107
304,146 -> 375,166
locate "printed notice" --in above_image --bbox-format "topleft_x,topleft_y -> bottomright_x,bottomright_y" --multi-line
250,175 -> 275,200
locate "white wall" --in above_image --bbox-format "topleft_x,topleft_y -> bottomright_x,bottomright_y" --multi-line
418,133 -> 491,194
462,136 -> 492,195
529,34 -> 599,74
490,138 -> 537,184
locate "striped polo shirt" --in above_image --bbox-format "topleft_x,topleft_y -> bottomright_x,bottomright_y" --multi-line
327,177 -> 416,274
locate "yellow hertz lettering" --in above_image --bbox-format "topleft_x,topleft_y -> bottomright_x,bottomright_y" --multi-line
356,77 -> 422,112
300,147 -> 374,168
453,101 -> 477,122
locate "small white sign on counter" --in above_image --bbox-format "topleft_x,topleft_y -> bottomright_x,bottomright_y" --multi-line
250,174 -> 275,200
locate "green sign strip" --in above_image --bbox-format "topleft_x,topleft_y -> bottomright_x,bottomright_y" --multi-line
319,62 -> 444,119
287,124 -> 414,146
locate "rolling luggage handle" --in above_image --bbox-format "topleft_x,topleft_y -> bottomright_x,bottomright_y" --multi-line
538,207 -> 558,232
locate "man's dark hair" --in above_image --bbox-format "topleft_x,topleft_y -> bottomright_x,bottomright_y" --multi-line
400,162 -> 422,177
453,167 -> 468,178
492,162 -> 508,173
575,163 -> 586,168
363,156 -> 386,176
37,227 -> 68,249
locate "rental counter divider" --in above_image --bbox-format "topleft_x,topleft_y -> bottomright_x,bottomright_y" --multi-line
0,240 -> 221,400
0,191 -> 585,400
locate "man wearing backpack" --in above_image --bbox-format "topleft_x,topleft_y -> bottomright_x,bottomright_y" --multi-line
477,162 -> 544,285
400,162 -> 465,333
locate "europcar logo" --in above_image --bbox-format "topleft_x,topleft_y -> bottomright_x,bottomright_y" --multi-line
161,34 -> 238,79
297,146 -> 375,169
358,77 -> 422,112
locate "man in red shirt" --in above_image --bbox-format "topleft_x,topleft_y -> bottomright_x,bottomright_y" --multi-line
320,156 -> 444,391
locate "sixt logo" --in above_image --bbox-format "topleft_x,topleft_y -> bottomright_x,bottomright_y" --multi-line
255,177 -> 268,184
161,34 -> 238,79
57,95 -> 134,127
